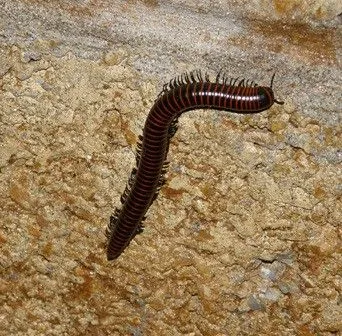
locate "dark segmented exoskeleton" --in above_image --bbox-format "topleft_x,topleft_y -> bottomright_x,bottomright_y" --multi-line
106,70 -> 284,260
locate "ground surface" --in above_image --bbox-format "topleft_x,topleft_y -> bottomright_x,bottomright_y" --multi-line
0,1 -> 341,335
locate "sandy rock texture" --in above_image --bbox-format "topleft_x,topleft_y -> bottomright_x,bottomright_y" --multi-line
0,0 -> 341,335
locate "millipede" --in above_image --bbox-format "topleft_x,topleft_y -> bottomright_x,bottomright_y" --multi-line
106,70 -> 284,260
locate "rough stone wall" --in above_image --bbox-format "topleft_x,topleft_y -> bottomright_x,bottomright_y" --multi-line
0,1 -> 341,335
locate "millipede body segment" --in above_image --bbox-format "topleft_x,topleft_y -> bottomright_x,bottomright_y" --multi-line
106,70 -> 284,260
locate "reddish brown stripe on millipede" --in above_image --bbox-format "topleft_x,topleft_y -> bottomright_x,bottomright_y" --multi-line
106,70 -> 284,260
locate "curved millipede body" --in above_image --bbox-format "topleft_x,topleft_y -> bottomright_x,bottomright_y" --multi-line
106,70 -> 284,260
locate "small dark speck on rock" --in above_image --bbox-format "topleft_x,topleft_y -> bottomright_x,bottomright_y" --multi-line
23,51 -> 42,63
129,327 -> 143,336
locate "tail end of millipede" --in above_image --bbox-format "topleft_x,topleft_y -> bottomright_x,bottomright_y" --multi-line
107,251 -> 117,261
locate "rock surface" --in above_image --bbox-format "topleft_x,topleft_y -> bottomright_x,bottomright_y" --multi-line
0,1 -> 341,335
